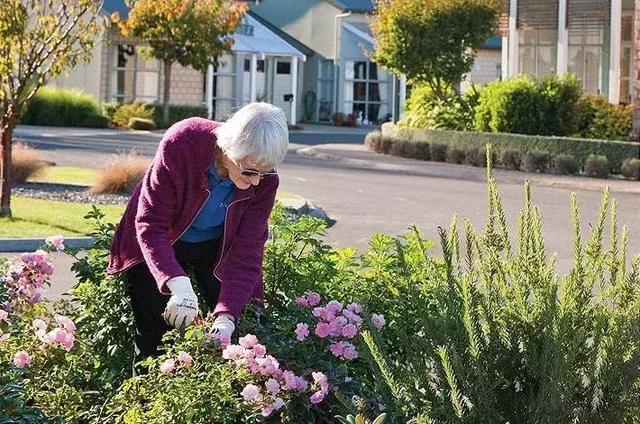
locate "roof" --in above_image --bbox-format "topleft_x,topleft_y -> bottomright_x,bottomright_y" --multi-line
326,0 -> 374,13
232,12 -> 307,59
247,11 -> 315,57
480,36 -> 502,50
102,0 -> 129,19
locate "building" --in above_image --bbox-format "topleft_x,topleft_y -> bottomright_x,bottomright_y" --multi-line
500,0 -> 635,104
49,0 -> 308,124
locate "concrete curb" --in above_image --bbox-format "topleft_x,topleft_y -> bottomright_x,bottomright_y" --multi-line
0,237 -> 95,253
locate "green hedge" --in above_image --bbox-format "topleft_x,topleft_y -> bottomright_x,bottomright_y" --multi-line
21,87 -> 108,128
380,123 -> 640,174
152,104 -> 208,128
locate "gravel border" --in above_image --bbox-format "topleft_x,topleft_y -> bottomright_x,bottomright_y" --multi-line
11,182 -> 130,205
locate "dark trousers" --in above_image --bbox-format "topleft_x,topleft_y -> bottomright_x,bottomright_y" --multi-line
125,238 -> 222,365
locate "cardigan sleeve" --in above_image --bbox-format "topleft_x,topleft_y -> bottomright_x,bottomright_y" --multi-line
134,136 -> 189,294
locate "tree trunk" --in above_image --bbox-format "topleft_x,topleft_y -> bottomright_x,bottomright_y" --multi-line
162,59 -> 172,127
633,0 -> 640,140
0,116 -> 16,218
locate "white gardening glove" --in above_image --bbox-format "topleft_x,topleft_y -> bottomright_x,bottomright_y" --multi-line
163,276 -> 199,330
211,313 -> 235,340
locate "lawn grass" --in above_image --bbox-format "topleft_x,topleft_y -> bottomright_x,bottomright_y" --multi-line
29,166 -> 98,186
0,197 -> 125,238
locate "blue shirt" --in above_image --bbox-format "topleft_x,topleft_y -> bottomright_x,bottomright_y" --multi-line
180,165 -> 235,242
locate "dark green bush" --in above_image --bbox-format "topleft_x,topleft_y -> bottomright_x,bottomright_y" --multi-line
445,146 -> 466,164
386,123 -> 639,173
21,87 -> 108,128
415,141 -> 431,161
621,158 -> 640,180
399,84 -> 478,131
575,94 -> 632,141
152,104 -> 208,128
584,154 -> 610,178
523,150 -> 551,172
475,74 -> 581,136
553,154 -> 580,175
430,143 -> 447,162
501,149 -> 522,170
128,117 -> 156,131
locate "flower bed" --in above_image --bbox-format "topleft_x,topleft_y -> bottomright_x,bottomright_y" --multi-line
2,168 -> 640,423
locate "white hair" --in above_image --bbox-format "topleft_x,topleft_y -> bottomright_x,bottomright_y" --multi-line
215,102 -> 289,168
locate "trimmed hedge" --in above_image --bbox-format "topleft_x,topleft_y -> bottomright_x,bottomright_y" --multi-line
380,123 -> 640,174
152,104 -> 208,128
22,87 -> 108,128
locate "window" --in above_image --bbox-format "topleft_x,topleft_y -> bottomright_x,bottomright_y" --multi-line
518,29 -> 557,79
209,54 -> 236,120
568,27 -> 603,94
276,62 -> 291,74
317,60 -> 334,122
620,14 -> 634,104
343,61 -> 389,124
243,59 -> 265,72
111,44 -> 160,103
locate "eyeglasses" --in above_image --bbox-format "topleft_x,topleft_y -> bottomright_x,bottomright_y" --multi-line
238,161 -> 278,178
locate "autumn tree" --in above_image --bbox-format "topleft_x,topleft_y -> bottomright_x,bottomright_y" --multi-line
118,0 -> 248,125
371,0 -> 501,101
0,0 -> 105,217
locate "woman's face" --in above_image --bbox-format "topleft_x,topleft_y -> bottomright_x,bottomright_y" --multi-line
223,154 -> 274,190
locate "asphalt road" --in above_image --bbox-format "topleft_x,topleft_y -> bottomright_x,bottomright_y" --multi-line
6,125 -> 640,300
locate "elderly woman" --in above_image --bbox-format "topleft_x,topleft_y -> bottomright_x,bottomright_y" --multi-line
107,102 -> 288,363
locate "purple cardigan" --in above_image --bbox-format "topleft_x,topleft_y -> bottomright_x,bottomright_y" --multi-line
107,117 -> 279,319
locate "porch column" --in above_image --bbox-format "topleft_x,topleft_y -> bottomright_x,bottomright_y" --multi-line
206,64 -> 214,119
501,35 -> 509,79
290,56 -> 298,124
399,76 -> 407,117
557,0 -> 568,75
391,74 -> 397,122
633,0 -> 640,137
609,0 -> 622,103
250,53 -> 258,102
508,0 -> 519,77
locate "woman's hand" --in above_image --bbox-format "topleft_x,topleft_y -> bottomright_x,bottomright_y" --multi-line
163,276 -> 199,330
211,313 -> 235,339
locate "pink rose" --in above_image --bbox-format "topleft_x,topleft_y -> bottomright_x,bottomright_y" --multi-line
296,296 -> 309,307
253,343 -> 267,357
326,300 -> 343,313
295,323 -> 309,341
177,351 -> 193,366
239,334 -> 259,349
310,391 -> 325,404
342,343 -> 359,360
306,292 -> 321,306
159,358 -> 175,373
54,315 -> 76,333
261,404 -> 274,417
222,345 -> 244,361
241,384 -> 263,402
32,318 -> 47,332
371,314 -> 386,330
330,342 -> 345,357
312,307 -> 326,319
45,235 -> 65,252
314,322 -> 330,338
273,397 -> 285,410
346,302 -> 363,314
0,309 -> 8,322
341,324 -> 358,339
265,378 -> 280,395
13,351 -> 31,367
0,330 -> 10,343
